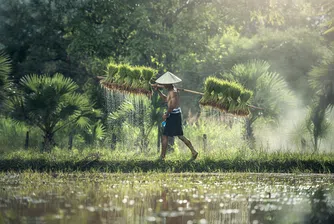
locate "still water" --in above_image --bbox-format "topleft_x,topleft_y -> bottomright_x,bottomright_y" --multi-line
0,172 -> 333,224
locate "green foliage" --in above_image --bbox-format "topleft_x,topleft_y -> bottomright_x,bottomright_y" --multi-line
0,117 -> 41,151
201,28 -> 330,101
307,52 -> 334,151
306,103 -> 331,152
0,52 -> 10,111
0,0 -> 78,82
322,0 -> 334,42
1,147 -> 334,173
1,0 -> 334,151
105,92 -> 163,152
221,60 -> 293,144
223,60 -> 293,121
309,53 -> 334,108
108,100 -> 134,121
8,73 -> 97,151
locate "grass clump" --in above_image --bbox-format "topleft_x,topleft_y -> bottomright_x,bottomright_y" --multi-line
199,77 -> 253,116
1,147 -> 334,173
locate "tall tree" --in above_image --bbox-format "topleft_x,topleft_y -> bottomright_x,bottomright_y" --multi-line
307,52 -> 334,151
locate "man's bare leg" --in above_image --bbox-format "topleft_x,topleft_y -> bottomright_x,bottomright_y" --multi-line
178,135 -> 198,159
160,135 -> 168,160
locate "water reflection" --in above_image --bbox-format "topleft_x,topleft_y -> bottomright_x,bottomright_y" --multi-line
0,173 -> 333,224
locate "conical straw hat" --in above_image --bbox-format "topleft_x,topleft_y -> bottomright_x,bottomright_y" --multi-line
155,71 -> 182,84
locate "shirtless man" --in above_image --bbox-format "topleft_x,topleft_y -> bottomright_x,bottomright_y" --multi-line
152,83 -> 198,161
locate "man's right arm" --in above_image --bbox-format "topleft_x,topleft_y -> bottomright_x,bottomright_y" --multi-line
157,90 -> 167,102
152,84 -> 167,102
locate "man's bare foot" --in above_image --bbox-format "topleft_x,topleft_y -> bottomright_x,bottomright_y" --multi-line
158,156 -> 165,162
191,151 -> 198,160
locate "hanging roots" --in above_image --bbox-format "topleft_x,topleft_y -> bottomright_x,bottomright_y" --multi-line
101,81 -> 152,98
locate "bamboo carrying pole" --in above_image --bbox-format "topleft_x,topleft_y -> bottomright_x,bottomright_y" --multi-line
153,84 -> 263,110
97,76 -> 263,110
97,76 -> 204,95
154,84 -> 204,95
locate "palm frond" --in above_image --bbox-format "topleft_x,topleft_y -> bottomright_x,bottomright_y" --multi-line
0,52 -> 11,107
108,100 -> 134,120
93,121 -> 106,140
76,116 -> 91,129
309,54 -> 334,107
52,73 -> 79,94
20,73 -> 78,95
224,60 -> 293,121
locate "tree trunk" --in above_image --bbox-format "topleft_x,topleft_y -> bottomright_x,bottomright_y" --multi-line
111,133 -> 117,150
245,118 -> 255,149
24,131 -> 29,150
314,134 -> 319,152
42,131 -> 54,152
139,100 -> 145,151
68,130 -> 74,150
157,124 -> 161,152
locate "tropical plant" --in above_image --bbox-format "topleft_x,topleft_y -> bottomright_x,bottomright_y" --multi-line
307,53 -> 334,151
305,102 -> 331,152
9,73 -> 98,151
222,60 -> 293,143
0,52 -> 10,112
107,93 -> 165,151
309,53 -> 334,108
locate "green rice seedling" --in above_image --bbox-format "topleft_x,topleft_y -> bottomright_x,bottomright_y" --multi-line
123,68 -> 135,87
131,67 -> 143,89
117,64 -> 131,85
228,82 -> 242,101
105,63 -> 119,81
142,67 -> 156,81
204,77 -> 217,94
217,81 -> 231,96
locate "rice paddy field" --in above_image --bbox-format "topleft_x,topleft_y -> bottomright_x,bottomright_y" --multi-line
0,172 -> 333,224
1,148 -> 334,173
1,149 -> 334,224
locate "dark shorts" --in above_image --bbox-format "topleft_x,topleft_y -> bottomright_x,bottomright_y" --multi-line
163,113 -> 183,137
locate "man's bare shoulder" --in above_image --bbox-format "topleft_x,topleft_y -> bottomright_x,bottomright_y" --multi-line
169,90 -> 178,97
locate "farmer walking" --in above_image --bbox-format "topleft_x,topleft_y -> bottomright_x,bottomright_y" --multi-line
152,72 -> 198,161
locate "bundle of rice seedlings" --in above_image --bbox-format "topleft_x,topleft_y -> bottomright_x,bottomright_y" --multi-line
199,77 -> 253,116
101,63 -> 157,97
